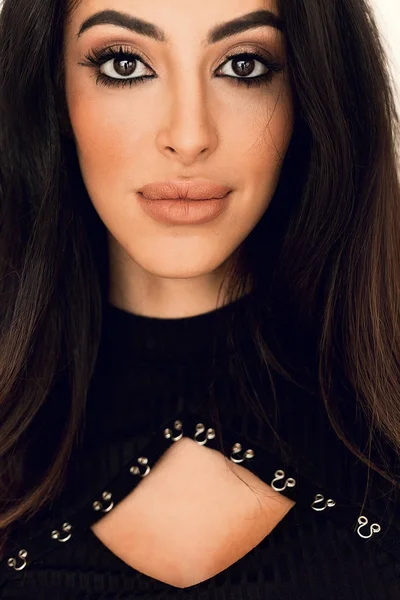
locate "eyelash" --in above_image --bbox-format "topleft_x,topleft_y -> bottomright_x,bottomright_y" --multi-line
79,44 -> 284,90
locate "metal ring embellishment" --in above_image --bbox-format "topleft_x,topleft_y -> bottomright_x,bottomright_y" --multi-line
5,416 -> 387,572
7,549 -> 28,571
271,469 -> 297,492
92,491 -> 114,513
51,522 -> 72,542
130,456 -> 151,477
311,493 -> 336,512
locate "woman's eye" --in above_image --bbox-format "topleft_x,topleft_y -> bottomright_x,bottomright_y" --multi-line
217,54 -> 269,80
100,55 -> 152,80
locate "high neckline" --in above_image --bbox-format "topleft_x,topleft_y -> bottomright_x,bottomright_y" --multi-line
100,289 -> 261,363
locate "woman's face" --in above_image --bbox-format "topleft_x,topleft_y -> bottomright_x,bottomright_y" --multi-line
63,0 -> 294,315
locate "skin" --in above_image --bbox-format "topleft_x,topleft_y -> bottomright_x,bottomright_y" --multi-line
90,437 -> 296,588
63,0 -> 294,318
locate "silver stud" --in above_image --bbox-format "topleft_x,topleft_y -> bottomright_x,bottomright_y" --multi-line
7,549 -> 28,571
51,522 -> 72,542
230,442 -> 255,464
311,493 -> 336,511
194,423 -> 216,446
93,491 -> 114,513
130,456 -> 151,477
270,469 -> 296,491
356,515 -> 381,539
164,420 -> 183,442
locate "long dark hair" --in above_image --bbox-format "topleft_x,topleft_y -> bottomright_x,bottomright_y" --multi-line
0,0 -> 399,557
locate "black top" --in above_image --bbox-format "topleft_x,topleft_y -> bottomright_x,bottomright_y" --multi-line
0,290 -> 399,599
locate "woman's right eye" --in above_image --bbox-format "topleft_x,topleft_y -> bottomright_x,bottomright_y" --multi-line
100,54 -> 152,81
79,46 -> 156,88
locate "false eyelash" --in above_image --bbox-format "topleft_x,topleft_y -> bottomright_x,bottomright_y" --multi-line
80,44 -> 284,90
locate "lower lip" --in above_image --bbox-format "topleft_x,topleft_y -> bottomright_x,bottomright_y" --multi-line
136,192 -> 231,225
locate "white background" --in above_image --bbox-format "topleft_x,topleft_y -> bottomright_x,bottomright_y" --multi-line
372,0 -> 400,108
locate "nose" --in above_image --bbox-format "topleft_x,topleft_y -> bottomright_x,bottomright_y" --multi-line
156,78 -> 218,165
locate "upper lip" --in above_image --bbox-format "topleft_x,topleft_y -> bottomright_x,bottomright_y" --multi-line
138,179 -> 232,200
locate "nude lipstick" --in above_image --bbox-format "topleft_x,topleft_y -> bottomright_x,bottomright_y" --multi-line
137,179 -> 232,225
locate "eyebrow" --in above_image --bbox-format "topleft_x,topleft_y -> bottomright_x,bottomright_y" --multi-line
76,9 -> 284,43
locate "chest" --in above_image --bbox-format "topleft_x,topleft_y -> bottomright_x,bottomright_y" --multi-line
90,437 -> 295,588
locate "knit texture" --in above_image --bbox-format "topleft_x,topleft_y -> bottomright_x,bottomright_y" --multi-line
1,290 -> 399,599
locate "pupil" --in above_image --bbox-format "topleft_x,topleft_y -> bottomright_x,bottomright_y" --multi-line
114,58 -> 136,77
234,58 -> 254,77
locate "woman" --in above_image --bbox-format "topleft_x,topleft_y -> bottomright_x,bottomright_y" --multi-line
0,0 -> 399,596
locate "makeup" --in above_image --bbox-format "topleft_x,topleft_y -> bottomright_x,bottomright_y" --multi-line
136,193 -> 231,225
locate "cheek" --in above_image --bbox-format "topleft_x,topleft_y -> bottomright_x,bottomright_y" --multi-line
65,94 -> 138,218
65,72 -> 143,180
234,101 -> 293,195
71,104 -> 139,172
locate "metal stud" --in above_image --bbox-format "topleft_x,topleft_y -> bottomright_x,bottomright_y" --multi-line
164,420 -> 183,442
194,423 -> 216,446
230,442 -> 255,464
356,515 -> 381,539
51,522 -> 72,542
270,469 -> 296,491
7,549 -> 28,571
92,491 -> 114,513
130,456 -> 151,477
311,493 -> 336,511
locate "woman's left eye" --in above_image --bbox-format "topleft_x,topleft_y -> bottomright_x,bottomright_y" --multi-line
216,51 -> 284,88
79,46 -> 284,89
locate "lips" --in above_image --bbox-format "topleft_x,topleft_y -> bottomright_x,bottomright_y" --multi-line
138,179 -> 232,201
